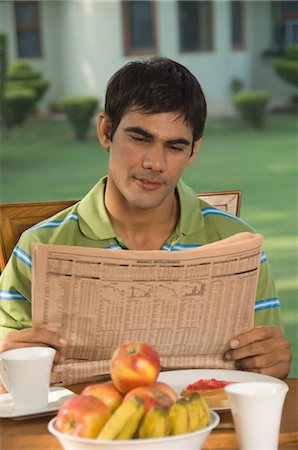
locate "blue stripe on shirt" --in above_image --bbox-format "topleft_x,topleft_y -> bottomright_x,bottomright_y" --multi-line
28,212 -> 78,232
201,207 -> 247,224
255,297 -> 280,311
161,243 -> 202,251
13,246 -> 32,268
0,290 -> 26,300
260,251 -> 267,263
106,244 -> 123,249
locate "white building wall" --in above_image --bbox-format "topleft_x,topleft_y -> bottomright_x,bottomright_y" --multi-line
0,2 -> 15,63
0,0 -> 294,115
249,1 -> 294,108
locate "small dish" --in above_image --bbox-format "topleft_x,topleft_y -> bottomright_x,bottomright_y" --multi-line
157,369 -> 287,411
0,386 -> 75,419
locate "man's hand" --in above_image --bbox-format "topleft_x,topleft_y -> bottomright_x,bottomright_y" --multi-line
0,327 -> 68,365
225,326 -> 291,379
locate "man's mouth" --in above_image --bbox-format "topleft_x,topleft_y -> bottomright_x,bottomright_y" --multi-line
134,177 -> 163,189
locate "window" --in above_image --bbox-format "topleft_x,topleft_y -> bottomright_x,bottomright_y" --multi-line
273,1 -> 298,48
122,1 -> 157,55
14,1 -> 42,58
178,1 -> 213,52
231,1 -> 244,50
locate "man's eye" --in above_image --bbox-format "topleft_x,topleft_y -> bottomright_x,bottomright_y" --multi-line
169,145 -> 184,152
131,136 -> 145,142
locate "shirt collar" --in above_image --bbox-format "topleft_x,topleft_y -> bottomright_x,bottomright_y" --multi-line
175,179 -> 204,236
77,176 -> 116,240
77,177 -> 204,241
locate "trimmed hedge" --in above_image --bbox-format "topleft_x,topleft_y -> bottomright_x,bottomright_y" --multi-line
6,60 -> 50,106
275,59 -> 298,88
3,88 -> 36,127
274,44 -> 298,88
0,34 -> 8,131
58,95 -> 99,139
3,60 -> 50,129
234,90 -> 269,129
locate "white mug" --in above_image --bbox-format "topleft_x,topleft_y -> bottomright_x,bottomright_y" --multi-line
0,346 -> 56,411
225,381 -> 289,450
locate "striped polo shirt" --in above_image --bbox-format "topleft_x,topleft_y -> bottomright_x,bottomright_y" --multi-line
0,177 -> 281,338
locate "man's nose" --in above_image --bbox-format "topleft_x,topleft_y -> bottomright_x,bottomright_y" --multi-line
142,144 -> 166,172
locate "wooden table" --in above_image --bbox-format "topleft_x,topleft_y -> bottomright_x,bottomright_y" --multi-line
1,378 -> 297,450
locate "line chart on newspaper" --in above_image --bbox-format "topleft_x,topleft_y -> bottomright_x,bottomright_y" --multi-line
32,232 -> 263,386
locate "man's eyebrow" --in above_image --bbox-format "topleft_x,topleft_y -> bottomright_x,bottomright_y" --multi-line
124,127 -> 153,139
166,137 -> 191,146
124,127 -> 191,146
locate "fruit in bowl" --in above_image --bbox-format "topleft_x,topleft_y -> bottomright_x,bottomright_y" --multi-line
150,381 -> 178,402
110,341 -> 160,394
49,341 -> 220,449
123,385 -> 174,413
48,409 -> 220,450
55,394 -> 112,438
82,381 -> 123,412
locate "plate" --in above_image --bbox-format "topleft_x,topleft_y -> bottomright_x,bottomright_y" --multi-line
157,369 -> 287,411
0,386 -> 75,419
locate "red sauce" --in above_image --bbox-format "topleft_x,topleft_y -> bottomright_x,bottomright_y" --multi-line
186,378 -> 233,391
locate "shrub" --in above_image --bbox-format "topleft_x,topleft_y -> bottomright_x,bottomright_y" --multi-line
234,90 -> 269,129
274,44 -> 298,88
275,59 -> 298,88
3,88 -> 36,127
58,95 -> 99,139
230,77 -> 244,94
7,60 -> 41,80
0,34 -> 8,132
7,60 -> 50,105
2,60 -> 50,130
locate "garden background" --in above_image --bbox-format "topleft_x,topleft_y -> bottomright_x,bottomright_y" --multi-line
2,111 -> 297,377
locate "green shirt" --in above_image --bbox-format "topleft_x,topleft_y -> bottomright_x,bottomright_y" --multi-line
0,177 -> 282,338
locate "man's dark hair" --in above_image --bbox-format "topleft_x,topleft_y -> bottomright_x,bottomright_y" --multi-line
105,57 -> 207,142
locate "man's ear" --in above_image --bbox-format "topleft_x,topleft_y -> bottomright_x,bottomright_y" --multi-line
97,112 -> 112,149
187,139 -> 201,166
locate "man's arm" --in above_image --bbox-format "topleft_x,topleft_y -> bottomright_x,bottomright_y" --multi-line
225,326 -> 291,379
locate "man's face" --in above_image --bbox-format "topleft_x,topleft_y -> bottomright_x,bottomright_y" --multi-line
99,109 -> 200,211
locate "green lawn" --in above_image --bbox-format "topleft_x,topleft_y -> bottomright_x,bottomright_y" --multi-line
1,113 -> 297,377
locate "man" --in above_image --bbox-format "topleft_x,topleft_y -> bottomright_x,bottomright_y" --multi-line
0,57 -> 291,380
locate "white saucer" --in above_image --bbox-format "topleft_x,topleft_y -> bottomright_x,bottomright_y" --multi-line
0,386 -> 75,419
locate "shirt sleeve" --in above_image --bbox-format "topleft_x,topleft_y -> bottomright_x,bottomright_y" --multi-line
0,234 -> 33,339
254,250 -> 283,328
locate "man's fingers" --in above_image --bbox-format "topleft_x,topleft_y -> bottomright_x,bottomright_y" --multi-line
229,326 -> 280,349
0,327 -> 68,364
224,325 -> 291,379
3,327 -> 67,348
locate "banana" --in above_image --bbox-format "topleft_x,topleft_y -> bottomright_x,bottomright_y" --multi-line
169,398 -> 189,435
137,406 -> 171,439
187,393 -> 209,431
116,401 -> 145,439
97,396 -> 144,440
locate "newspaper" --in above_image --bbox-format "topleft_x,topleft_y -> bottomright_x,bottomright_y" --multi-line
32,232 -> 263,386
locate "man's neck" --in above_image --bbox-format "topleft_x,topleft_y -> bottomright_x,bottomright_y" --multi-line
105,192 -> 179,250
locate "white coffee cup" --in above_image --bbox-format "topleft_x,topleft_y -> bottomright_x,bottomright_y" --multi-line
0,346 -> 56,411
225,381 -> 288,450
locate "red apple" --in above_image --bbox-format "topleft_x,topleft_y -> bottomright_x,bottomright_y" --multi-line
55,394 -> 111,438
123,386 -> 174,413
110,341 -> 160,394
82,381 -> 123,412
151,381 -> 178,402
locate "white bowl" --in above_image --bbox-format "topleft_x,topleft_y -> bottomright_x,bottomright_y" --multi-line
48,410 -> 219,450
